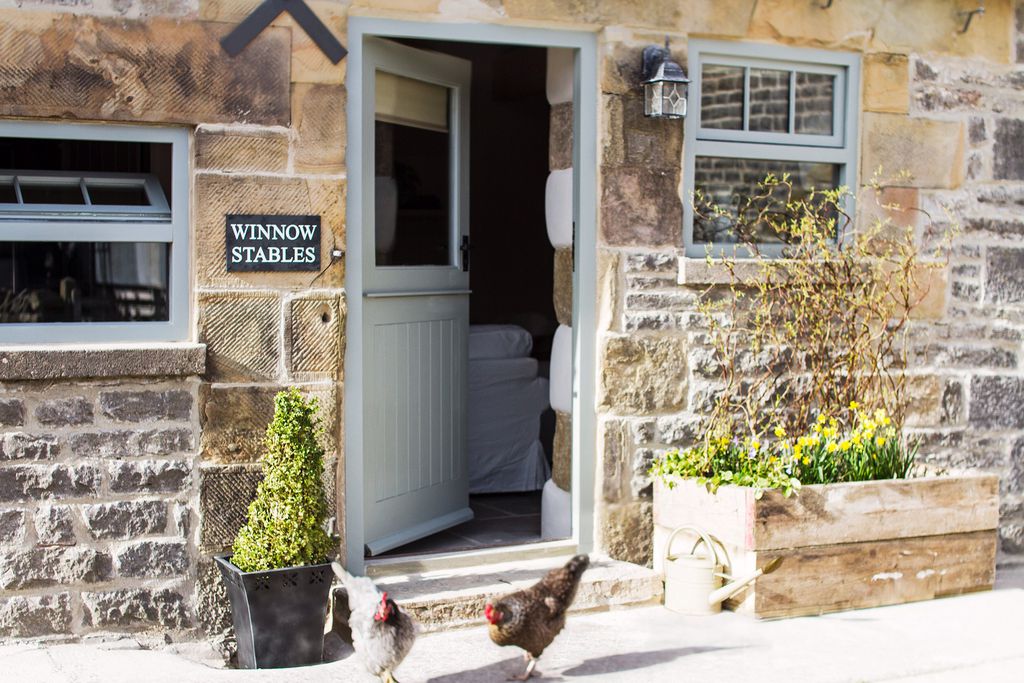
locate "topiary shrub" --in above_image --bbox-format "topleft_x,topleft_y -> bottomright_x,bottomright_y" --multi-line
230,387 -> 334,572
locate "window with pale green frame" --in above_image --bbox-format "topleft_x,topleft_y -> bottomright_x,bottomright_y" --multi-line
683,40 -> 860,257
0,122 -> 190,343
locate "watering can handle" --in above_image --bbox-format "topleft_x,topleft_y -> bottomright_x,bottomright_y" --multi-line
665,525 -> 721,566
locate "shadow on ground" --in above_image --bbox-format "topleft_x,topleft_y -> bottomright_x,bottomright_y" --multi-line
425,646 -> 738,681
562,646 -> 737,676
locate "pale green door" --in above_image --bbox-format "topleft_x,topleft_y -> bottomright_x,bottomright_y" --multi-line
361,38 -> 473,555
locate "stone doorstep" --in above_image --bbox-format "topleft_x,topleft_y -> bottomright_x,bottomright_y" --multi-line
332,555 -> 664,634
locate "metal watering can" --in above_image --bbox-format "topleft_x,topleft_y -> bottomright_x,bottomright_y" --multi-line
663,525 -> 783,615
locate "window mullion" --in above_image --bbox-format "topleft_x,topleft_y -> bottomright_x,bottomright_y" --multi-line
13,176 -> 24,204
788,70 -> 796,135
742,66 -> 750,131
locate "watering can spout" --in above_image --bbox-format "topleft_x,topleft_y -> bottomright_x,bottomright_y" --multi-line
707,557 -> 784,606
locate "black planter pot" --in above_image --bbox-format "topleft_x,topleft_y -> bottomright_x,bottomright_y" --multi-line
215,554 -> 333,669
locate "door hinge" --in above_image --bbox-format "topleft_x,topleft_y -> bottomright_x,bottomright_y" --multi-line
460,235 -> 471,272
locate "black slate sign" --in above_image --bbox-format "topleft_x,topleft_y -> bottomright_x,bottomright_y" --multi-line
226,214 -> 320,272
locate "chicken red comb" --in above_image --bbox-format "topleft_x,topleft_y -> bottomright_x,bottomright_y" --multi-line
380,591 -> 388,603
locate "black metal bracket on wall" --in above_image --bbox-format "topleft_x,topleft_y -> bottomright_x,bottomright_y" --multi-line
221,0 -> 348,64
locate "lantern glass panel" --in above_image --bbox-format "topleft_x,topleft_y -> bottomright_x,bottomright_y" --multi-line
644,81 -> 663,117
663,82 -> 687,118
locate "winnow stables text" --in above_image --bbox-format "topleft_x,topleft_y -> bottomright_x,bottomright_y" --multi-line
230,221 -> 317,265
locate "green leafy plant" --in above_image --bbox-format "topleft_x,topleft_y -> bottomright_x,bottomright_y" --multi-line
231,388 -> 333,572
651,405 -> 918,498
652,172 -> 945,496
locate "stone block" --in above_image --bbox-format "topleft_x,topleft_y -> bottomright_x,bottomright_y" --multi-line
0,547 -> 112,590
34,396 -> 93,426
600,165 -> 682,247
0,509 -> 26,547
138,428 -> 195,455
863,53 -> 909,114
631,448 -> 655,499
655,414 -> 701,446
552,410 -> 572,491
969,376 -> 1024,429
549,102 -> 573,171
600,501 -> 653,567
286,294 -> 343,380
108,460 -> 192,494
994,118 -> 1024,180
0,398 -> 25,426
290,0 -> 349,84
985,247 -> 1024,304
199,464 -> 263,551
199,385 -> 276,464
874,0 -> 1012,63
115,540 -> 189,578
0,593 -> 72,639
195,173 -> 345,289
861,113 -> 964,189
0,433 -> 59,461
603,94 -> 682,170
601,419 -> 628,504
905,375 -> 943,428
0,464 -> 100,503
599,335 -> 687,414
292,82 -> 346,174
1009,439 -> 1024,495
198,292 -> 282,382
196,555 -> 232,636
195,127 -> 289,173
34,505 -> 75,546
749,0 -> 885,49
553,247 -> 573,326
966,218 -> 1024,239
506,0 -> 754,35
0,15 -> 290,125
83,501 -> 168,540
857,186 -> 920,238
82,588 -> 189,630
99,390 -> 192,423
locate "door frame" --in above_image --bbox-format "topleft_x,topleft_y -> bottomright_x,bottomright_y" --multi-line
344,17 -> 599,574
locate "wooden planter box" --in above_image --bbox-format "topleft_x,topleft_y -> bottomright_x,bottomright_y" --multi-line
652,474 -> 999,619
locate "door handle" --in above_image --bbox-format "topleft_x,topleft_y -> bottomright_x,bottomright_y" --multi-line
460,235 -> 470,272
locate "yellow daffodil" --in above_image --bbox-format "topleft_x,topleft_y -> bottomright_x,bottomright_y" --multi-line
839,439 -> 852,452
875,436 -> 886,447
826,442 -> 838,453
751,439 -> 761,450
774,426 -> 786,438
849,400 -> 860,410
802,457 -> 811,465
817,414 -> 828,425
794,444 -> 803,458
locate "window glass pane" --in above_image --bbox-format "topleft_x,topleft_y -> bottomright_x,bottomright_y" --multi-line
748,68 -> 790,133
0,242 -> 169,323
0,180 -> 15,203
700,64 -> 744,130
374,117 -> 451,267
795,72 -> 835,135
87,184 -> 151,206
692,157 -> 840,245
19,182 -> 84,204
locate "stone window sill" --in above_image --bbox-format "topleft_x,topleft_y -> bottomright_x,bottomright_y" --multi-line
0,342 -> 207,381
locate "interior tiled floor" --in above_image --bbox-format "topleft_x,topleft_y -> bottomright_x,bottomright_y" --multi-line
375,491 -> 546,558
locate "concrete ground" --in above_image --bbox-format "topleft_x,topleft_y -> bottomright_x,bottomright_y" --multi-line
3,565 -> 1023,683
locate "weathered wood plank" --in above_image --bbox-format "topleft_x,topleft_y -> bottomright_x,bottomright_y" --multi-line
752,475 -> 999,549
0,12 -> 290,125
653,474 -> 999,551
744,530 -> 997,619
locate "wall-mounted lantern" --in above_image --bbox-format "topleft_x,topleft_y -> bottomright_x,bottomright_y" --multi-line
642,38 -> 689,119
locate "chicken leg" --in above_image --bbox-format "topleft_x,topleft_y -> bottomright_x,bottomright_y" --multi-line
509,654 -> 538,681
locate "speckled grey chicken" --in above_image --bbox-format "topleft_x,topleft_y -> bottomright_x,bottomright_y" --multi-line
332,562 -> 417,683
484,554 -> 590,680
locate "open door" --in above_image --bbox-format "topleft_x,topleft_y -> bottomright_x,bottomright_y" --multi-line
361,38 -> 473,556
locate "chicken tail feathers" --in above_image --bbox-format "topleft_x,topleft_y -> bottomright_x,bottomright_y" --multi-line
331,561 -> 351,585
565,554 -> 590,579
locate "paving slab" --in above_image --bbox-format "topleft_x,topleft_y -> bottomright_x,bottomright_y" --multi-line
2,566 -> 1023,683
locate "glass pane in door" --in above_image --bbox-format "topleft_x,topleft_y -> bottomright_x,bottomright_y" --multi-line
375,70 -> 452,266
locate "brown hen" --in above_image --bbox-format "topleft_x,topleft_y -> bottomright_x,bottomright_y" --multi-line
484,554 -> 590,680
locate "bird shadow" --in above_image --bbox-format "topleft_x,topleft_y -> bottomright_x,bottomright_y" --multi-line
561,646 -> 738,677
426,657 -> 557,682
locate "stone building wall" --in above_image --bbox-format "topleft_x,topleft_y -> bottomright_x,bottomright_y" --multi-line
594,0 -> 1024,565
0,374 -> 201,639
1,0 -> 1023,643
